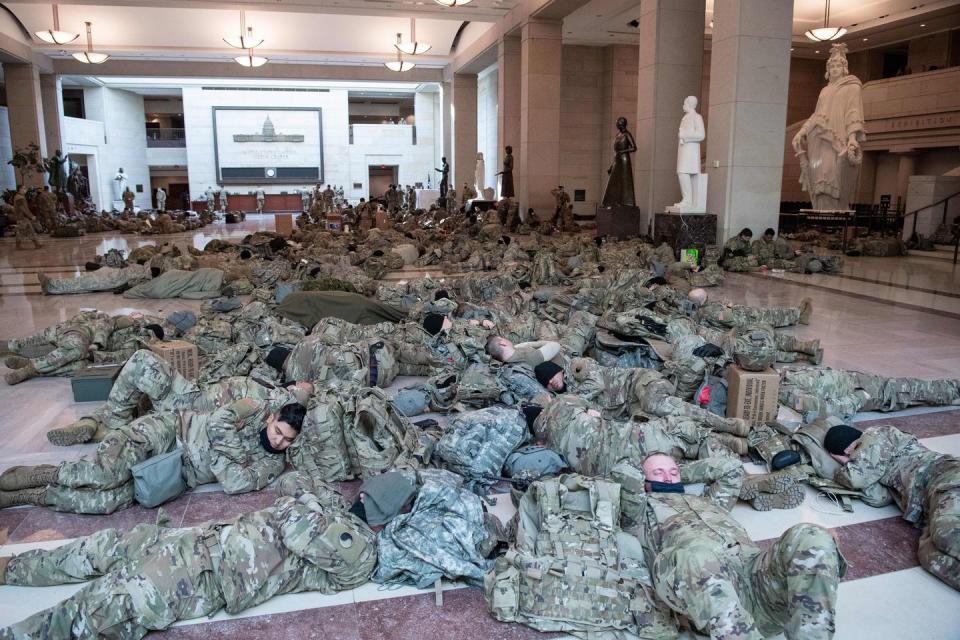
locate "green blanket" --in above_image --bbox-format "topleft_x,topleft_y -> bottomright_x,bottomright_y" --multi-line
276,291 -> 407,328
123,268 -> 224,299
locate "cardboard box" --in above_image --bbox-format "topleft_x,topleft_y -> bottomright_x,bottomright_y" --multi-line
150,340 -> 199,380
726,365 -> 780,427
326,212 -> 342,232
71,365 -> 122,402
275,213 -> 294,236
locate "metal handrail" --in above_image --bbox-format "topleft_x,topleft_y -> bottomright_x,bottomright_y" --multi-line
903,189 -> 960,237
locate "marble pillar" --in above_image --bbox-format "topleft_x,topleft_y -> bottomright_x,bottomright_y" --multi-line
452,73 -> 478,193
519,20 -> 562,214
441,80 -> 453,182
634,0 -> 705,235
40,74 -> 64,161
705,0 -> 793,240
497,35 -> 521,199
3,63 -> 48,186
896,153 -> 916,208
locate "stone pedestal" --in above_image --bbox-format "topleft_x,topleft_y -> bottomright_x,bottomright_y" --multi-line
596,205 -> 643,238
654,211 -> 717,258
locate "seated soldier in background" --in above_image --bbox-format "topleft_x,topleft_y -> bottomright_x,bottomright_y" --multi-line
721,227 -> 759,271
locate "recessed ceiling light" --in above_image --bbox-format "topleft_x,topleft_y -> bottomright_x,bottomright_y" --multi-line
815,50 -> 820,53
790,47 -> 794,51
920,23 -> 926,27
862,37 -> 868,41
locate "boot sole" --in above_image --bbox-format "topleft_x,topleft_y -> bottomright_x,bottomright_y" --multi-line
740,468 -> 807,500
46,428 -> 94,447
750,484 -> 805,511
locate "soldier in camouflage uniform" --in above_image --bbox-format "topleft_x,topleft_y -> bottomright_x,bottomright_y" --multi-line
752,228 -> 797,270
720,228 -> 759,271
11,186 -> 42,250
694,293 -> 812,329
779,367 -> 960,422
38,263 -> 152,295
825,423 -> 960,590
46,348 -> 311,446
617,454 -> 843,640
0,472 -> 376,639
0,398 -> 304,514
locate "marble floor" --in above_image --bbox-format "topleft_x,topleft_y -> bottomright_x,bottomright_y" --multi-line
0,218 -> 958,638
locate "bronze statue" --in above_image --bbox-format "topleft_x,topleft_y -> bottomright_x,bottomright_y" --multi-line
45,150 -> 69,194
435,157 -> 450,202
601,117 -> 637,207
496,145 -> 515,199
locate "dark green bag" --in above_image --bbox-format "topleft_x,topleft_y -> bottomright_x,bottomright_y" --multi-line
132,448 -> 186,508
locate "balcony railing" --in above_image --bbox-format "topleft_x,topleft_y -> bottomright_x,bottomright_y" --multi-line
146,128 -> 186,147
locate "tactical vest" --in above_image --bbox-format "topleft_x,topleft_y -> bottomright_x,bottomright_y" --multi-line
485,475 -> 677,639
344,388 -> 435,478
456,363 -> 503,407
733,324 -> 777,371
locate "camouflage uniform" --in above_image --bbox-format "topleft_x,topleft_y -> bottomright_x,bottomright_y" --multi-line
721,235 -> 758,272
751,236 -> 796,270
435,406 -> 529,490
7,311 -> 118,377
697,300 -> 802,329
11,192 -> 41,249
0,473 -> 376,639
83,348 -> 298,430
535,394 -> 738,477
41,264 -> 151,295
779,368 -> 960,422
833,424 -> 960,590
566,358 -> 749,434
44,398 -> 285,514
616,457 -> 844,640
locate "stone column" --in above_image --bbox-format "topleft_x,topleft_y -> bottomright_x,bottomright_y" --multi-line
3,63 -> 48,186
519,20 -> 562,214
895,152 -> 916,209
441,80 -> 453,183
705,0 -> 794,240
634,0 -> 705,233
497,35 -> 521,197
452,73 -> 478,193
40,74 -> 64,159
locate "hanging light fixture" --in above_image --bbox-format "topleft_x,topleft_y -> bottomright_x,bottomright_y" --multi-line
805,0 -> 846,42
34,4 -> 78,45
433,0 -> 473,7
235,48 -> 268,68
72,22 -> 108,64
223,10 -> 264,49
385,34 -> 415,71
396,18 -> 431,55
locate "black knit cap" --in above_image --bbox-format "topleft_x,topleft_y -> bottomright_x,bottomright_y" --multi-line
534,361 -> 564,389
434,289 -> 449,301
268,237 -> 288,252
144,324 -> 164,340
423,313 -> 445,336
521,404 -> 543,430
265,346 -> 292,372
823,425 -> 863,456
239,249 -> 252,259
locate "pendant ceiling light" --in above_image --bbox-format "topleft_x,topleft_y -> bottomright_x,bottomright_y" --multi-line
433,0 -> 473,7
385,34 -> 415,72
805,0 -> 847,42
224,10 -> 264,49
396,18 -> 431,55
72,22 -> 108,64
34,4 -> 78,45
235,49 -> 268,68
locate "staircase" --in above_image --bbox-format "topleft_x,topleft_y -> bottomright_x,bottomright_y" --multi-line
906,244 -> 959,262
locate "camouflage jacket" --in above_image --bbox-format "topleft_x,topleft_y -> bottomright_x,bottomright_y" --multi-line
835,424 -> 959,523
193,376 -> 298,414
179,398 -> 287,494
211,472 -> 377,614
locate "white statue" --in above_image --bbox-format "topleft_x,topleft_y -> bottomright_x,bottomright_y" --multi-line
204,186 -> 215,204
475,152 -> 486,195
220,191 -> 229,213
156,187 -> 166,211
112,168 -> 128,202
668,96 -> 707,213
792,43 -> 865,211
255,187 -> 266,213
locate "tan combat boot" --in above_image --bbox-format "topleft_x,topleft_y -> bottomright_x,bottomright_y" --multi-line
46,417 -> 100,447
0,341 -> 13,356
798,297 -> 813,325
3,355 -> 29,370
713,433 -> 749,456
739,465 -> 808,500
0,556 -> 11,584
751,483 -> 805,511
0,487 -> 48,509
4,362 -> 36,385
37,273 -> 51,294
716,417 -> 751,437
0,464 -> 58,491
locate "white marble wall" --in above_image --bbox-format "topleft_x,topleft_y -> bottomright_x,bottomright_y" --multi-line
904,175 -> 960,239
0,107 -> 16,191
477,66 -> 499,192
182,87 -> 439,203
63,115 -> 107,209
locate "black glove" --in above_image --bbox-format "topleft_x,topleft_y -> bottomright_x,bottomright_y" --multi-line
414,418 -> 439,430
693,343 -> 725,358
637,315 -> 667,336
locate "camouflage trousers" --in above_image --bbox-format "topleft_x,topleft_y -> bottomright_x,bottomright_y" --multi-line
9,328 -> 90,376
708,304 -> 802,329
722,255 -> 759,272
92,349 -> 200,430
43,265 -> 150,295
918,460 -> 960,591
636,381 -> 748,434
1,522 -> 223,639
654,523 -> 842,640
499,311 -> 597,357
47,412 -> 179,514
14,222 -> 41,249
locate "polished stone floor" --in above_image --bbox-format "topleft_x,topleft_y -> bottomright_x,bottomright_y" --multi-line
0,216 -> 958,638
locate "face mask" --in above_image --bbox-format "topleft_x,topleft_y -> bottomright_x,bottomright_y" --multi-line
648,481 -> 685,494
259,427 -> 284,455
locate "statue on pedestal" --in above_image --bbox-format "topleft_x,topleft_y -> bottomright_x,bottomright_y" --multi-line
256,187 -> 266,213
204,186 -> 215,211
792,43 -> 865,211
601,118 -> 636,207
156,187 -> 166,211
668,96 -> 708,213
475,152 -> 486,195
220,191 -> 229,213
496,146 -> 515,199
113,168 -> 128,202
435,157 -> 450,203
45,150 -> 69,194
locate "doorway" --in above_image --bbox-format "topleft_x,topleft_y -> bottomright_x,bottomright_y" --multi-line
368,165 -> 398,200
